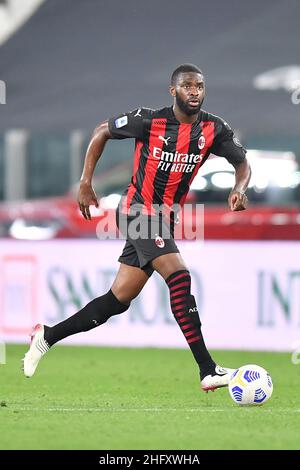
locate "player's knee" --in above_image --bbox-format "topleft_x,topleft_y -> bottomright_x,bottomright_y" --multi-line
107,289 -> 130,314
111,285 -> 139,304
153,254 -> 188,280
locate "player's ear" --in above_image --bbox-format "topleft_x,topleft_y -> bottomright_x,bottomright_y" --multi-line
169,85 -> 176,97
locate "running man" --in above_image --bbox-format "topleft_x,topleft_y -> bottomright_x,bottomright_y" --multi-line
23,64 -> 251,392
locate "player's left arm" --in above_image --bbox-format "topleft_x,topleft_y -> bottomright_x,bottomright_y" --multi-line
228,158 -> 251,211
211,118 -> 251,211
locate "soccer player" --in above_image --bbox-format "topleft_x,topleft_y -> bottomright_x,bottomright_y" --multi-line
23,64 -> 251,392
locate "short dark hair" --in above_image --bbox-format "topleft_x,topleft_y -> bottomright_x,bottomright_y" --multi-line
171,64 -> 203,85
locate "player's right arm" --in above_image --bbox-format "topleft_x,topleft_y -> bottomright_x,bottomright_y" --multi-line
78,108 -> 146,220
78,120 -> 111,220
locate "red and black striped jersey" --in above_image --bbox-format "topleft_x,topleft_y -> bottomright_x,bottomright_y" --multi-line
108,106 -> 246,215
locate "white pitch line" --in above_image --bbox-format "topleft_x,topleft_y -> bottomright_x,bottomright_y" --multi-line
6,407 -> 300,413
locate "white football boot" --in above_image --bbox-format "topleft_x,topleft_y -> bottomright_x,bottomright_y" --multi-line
22,324 -> 50,378
201,365 -> 236,392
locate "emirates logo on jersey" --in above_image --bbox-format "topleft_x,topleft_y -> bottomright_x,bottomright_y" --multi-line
152,147 -> 203,174
155,234 -> 165,248
198,135 -> 206,150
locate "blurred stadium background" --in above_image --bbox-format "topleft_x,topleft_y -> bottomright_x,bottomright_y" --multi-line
0,0 -> 299,451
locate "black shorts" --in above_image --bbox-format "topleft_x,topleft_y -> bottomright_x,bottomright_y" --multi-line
116,209 -> 179,277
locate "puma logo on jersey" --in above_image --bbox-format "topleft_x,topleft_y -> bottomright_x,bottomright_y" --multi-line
134,108 -> 142,117
159,135 -> 171,146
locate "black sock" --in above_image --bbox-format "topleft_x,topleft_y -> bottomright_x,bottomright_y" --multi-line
44,289 -> 129,347
166,270 -> 215,379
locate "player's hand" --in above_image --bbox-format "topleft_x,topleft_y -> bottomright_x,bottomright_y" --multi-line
228,190 -> 248,211
77,182 -> 99,220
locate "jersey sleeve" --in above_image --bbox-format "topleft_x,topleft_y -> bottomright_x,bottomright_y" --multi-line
108,108 -> 145,140
211,117 -> 246,165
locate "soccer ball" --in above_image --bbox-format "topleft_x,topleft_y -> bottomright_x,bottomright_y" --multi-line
228,364 -> 273,406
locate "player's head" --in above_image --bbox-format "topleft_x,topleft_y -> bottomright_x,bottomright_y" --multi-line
170,64 -> 205,116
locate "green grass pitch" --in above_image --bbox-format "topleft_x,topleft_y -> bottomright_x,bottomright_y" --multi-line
0,345 -> 299,450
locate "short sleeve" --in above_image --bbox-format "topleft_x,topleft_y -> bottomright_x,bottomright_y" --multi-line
108,108 -> 144,140
211,117 -> 246,165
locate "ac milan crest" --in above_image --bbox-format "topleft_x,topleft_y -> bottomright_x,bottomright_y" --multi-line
198,135 -> 206,150
155,234 -> 165,248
